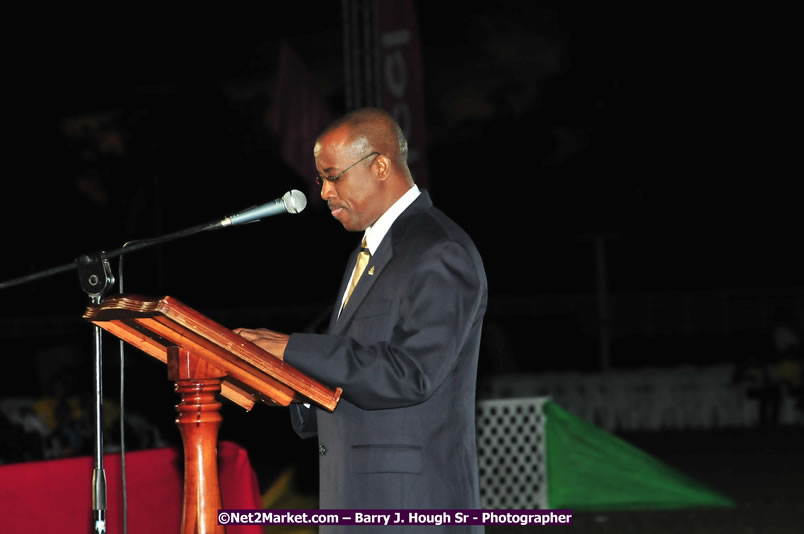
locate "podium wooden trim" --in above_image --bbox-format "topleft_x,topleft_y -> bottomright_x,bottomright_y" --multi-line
84,294 -> 341,534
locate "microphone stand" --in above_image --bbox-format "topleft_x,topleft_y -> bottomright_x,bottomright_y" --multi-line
1,218 -> 224,534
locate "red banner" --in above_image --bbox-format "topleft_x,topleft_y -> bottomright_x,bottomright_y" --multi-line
377,0 -> 430,188
0,441 -> 262,534
271,42 -> 333,205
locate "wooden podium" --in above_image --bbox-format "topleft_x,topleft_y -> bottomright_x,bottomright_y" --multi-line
84,294 -> 341,534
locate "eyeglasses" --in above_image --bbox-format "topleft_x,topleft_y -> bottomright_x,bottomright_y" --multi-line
315,152 -> 379,186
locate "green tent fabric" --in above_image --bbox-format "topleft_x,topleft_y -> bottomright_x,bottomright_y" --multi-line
544,400 -> 735,510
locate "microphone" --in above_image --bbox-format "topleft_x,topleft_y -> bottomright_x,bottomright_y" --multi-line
219,190 -> 307,227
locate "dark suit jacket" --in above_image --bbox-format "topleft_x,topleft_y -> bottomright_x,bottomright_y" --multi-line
284,191 -> 487,533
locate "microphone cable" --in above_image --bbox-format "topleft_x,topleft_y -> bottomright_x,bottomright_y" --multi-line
116,240 -> 138,534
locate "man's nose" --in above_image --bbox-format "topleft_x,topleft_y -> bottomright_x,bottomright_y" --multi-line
320,179 -> 335,200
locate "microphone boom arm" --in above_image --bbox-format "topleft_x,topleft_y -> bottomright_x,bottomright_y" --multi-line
0,188 -> 307,291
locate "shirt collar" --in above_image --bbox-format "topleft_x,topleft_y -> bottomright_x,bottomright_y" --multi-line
363,184 -> 421,254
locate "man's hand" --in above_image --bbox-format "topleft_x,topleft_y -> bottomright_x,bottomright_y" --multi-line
233,328 -> 290,360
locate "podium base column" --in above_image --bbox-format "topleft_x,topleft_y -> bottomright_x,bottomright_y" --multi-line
168,347 -> 226,534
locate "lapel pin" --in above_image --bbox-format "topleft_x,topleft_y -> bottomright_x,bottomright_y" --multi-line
368,266 -> 375,276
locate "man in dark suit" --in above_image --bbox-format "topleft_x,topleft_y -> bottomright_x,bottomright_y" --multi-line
236,108 -> 487,532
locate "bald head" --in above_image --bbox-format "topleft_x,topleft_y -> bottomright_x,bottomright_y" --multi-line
314,108 -> 416,231
316,108 -> 411,179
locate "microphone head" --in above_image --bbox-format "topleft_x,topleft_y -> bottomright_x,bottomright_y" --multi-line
282,189 -> 307,214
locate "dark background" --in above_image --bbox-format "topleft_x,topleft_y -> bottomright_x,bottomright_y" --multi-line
0,3 -> 801,528
2,3 -> 800,305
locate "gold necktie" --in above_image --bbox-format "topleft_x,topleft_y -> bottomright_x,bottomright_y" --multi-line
343,237 -> 370,308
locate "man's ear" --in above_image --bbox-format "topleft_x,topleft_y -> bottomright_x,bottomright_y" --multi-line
374,154 -> 391,181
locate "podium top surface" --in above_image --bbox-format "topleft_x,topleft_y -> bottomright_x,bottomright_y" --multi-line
84,294 -> 341,412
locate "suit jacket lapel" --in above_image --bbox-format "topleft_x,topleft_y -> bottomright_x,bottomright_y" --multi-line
328,246 -> 360,333
334,238 -> 394,332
